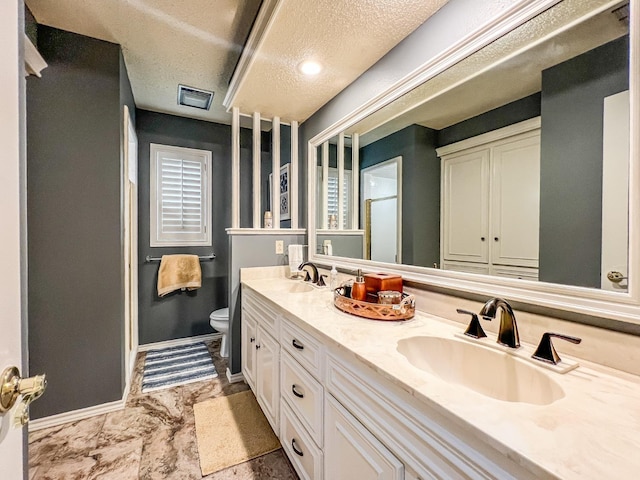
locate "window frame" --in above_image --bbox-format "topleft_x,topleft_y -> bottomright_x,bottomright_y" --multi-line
149,143 -> 212,247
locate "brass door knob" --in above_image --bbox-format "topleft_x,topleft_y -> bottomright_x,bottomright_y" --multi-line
1,366 -> 47,426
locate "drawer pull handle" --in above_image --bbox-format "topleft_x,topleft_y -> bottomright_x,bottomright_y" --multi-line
250,337 -> 255,343
291,384 -> 304,398
292,339 -> 304,350
291,438 -> 304,457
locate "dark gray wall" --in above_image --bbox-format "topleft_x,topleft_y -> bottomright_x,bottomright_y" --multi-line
228,233 -> 306,374
539,36 -> 628,288
316,234 -> 364,259
360,125 -> 440,267
136,110 -> 259,345
437,93 -> 541,147
27,26 -> 125,418
261,125 -> 291,228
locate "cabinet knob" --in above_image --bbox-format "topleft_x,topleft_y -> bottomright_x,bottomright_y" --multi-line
494,237 -> 499,241
250,337 -> 255,343
255,344 -> 261,350
480,237 -> 485,241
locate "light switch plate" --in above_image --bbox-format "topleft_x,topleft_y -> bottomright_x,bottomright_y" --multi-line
275,240 -> 284,254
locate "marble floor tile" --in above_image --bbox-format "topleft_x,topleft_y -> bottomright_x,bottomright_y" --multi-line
29,340 -> 298,480
32,438 -> 143,480
202,450 -> 298,480
29,414 -> 107,468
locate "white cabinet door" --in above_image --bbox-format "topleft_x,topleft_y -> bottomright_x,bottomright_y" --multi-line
490,133 -> 540,267
241,307 -> 257,392
324,395 -> 403,480
256,326 -> 280,432
442,149 -> 490,263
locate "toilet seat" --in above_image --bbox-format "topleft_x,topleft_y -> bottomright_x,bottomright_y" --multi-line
210,307 -> 229,322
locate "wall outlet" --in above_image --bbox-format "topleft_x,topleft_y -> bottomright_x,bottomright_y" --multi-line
275,240 -> 284,255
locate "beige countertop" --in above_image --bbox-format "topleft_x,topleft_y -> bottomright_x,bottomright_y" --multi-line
241,267 -> 640,479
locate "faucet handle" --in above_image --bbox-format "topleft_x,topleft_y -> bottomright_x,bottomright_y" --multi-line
456,308 -> 488,339
532,332 -> 582,365
303,271 -> 312,282
317,274 -> 327,287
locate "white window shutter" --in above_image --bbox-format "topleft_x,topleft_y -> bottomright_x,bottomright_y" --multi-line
318,166 -> 351,228
150,144 -> 212,246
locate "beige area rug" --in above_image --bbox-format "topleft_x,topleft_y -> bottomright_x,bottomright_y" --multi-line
193,390 -> 281,476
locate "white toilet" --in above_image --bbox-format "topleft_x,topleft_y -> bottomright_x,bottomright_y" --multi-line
209,307 -> 230,358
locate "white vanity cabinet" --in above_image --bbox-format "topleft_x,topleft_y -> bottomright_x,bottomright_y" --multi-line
438,119 -> 540,278
242,284 -> 540,479
241,288 -> 280,432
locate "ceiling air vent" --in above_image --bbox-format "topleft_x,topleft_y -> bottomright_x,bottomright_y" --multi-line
178,85 -> 214,110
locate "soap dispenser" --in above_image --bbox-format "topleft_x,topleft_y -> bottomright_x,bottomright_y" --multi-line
351,269 -> 367,301
330,265 -> 339,290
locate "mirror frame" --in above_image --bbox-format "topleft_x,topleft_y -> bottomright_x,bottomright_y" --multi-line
307,0 -> 640,325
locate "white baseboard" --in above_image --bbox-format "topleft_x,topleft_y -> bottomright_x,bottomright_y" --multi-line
138,333 -> 222,352
29,397 -> 125,432
30,335 -> 223,432
226,368 -> 245,384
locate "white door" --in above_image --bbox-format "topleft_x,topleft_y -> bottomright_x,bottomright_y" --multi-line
255,327 -> 279,432
362,157 -> 402,263
324,395 -> 404,480
123,105 -> 139,386
601,90 -> 630,292
442,149 -> 490,263
0,1 -> 25,477
241,308 -> 257,391
490,132 -> 540,268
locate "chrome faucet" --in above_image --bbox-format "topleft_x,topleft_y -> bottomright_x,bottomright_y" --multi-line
479,298 -> 520,348
299,262 -> 319,284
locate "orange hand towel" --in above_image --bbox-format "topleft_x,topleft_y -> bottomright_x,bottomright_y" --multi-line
157,254 -> 202,297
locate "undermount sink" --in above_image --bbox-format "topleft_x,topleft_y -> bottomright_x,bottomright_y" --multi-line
397,336 -> 565,405
286,282 -> 315,293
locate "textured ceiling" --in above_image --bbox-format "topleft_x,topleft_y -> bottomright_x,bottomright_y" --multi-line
25,0 -> 261,124
354,0 -> 627,145
227,0 -> 450,123
25,0 -> 449,126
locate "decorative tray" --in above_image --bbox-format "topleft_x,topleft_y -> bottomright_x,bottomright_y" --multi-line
333,287 -> 415,321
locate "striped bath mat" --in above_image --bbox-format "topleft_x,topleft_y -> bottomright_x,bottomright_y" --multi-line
142,342 -> 218,393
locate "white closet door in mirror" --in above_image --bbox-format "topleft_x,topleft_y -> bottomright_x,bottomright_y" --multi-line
442,149 -> 490,263
490,132 -> 540,268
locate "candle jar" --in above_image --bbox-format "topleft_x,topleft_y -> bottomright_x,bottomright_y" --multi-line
378,290 -> 402,304
264,211 -> 273,228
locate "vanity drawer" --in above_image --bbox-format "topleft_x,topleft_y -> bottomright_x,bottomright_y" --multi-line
281,351 -> 324,446
281,399 -> 323,480
281,317 -> 323,380
243,287 -> 280,331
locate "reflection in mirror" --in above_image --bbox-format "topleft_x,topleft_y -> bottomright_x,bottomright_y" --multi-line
314,0 -> 630,292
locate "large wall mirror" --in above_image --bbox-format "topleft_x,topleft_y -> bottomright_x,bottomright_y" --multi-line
309,0 -> 639,324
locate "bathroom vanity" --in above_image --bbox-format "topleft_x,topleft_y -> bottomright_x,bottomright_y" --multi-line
240,267 -> 640,480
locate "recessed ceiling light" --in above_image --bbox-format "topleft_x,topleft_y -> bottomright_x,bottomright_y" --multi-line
298,60 -> 322,76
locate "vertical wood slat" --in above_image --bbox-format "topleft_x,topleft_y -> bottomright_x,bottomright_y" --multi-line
337,132 -> 345,230
290,120 -> 299,229
272,116 -> 280,227
231,107 -> 240,228
253,112 -> 261,228
322,141 -> 329,229
352,133 -> 360,230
